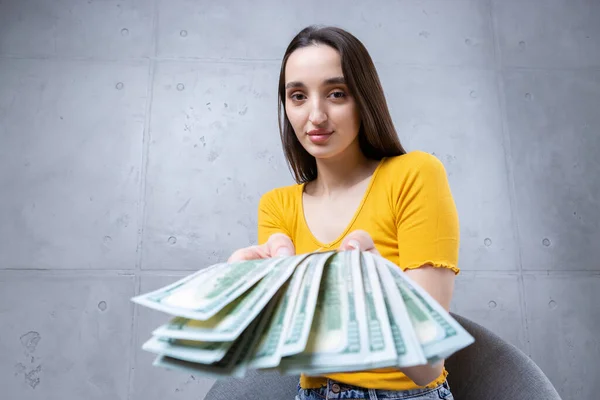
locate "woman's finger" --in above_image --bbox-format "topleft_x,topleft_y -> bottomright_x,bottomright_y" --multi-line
339,229 -> 380,255
227,233 -> 295,263
227,245 -> 266,262
266,233 -> 296,257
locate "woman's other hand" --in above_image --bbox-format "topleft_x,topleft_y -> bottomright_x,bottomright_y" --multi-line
338,229 -> 380,255
227,233 -> 296,262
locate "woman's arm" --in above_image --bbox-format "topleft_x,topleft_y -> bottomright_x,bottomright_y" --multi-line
340,153 -> 460,387
395,154 -> 460,386
395,265 -> 456,386
339,232 -> 456,387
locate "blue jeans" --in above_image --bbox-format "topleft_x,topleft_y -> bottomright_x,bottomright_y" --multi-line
296,379 -> 454,399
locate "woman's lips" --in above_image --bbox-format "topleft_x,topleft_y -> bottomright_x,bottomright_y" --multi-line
307,129 -> 333,144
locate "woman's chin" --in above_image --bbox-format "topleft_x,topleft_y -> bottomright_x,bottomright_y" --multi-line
309,149 -> 349,163
301,138 -> 357,161
303,144 -> 337,159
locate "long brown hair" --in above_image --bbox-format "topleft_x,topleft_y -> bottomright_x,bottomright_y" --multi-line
278,25 -> 406,183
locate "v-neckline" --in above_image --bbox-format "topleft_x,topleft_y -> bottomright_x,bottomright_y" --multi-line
298,158 -> 387,249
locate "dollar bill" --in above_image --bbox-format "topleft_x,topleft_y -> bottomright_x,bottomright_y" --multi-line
244,257 -> 310,369
284,250 -> 398,375
278,250 -> 350,374
131,257 -> 279,321
151,254 -> 309,342
280,251 -> 334,357
356,251 -> 400,369
371,253 -> 428,367
277,251 -> 366,374
142,336 -> 232,364
375,255 -> 475,363
152,289 -> 281,379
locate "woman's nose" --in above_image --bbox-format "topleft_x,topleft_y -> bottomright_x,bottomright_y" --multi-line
308,101 -> 328,125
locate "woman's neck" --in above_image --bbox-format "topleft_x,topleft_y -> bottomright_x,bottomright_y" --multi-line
307,143 -> 379,198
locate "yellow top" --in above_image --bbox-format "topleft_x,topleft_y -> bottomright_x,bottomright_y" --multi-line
257,150 -> 460,391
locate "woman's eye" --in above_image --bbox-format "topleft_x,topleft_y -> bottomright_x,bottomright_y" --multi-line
290,93 -> 306,101
330,91 -> 346,99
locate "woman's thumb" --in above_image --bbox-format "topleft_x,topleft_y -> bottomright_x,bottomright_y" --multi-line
267,233 -> 295,257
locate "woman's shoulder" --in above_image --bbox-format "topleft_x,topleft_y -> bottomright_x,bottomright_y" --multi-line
258,182 -> 302,207
382,150 -> 447,177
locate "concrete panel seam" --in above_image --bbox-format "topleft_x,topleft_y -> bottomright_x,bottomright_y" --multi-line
0,53 -> 281,63
128,274 -> 143,400
0,53 -> 154,63
2,53 -> 600,73
522,271 -> 600,278
134,3 -> 158,274
11,53 -> 600,72
128,1 -> 159,399
488,0 -> 532,356
500,65 -> 600,73
0,270 -> 137,277
0,267 -> 140,273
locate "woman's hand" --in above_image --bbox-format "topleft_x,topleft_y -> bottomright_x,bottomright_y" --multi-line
338,229 -> 380,255
228,233 -> 296,262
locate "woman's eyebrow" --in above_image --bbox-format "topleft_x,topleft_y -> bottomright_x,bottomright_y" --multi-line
324,76 -> 345,85
285,76 -> 346,90
285,81 -> 305,90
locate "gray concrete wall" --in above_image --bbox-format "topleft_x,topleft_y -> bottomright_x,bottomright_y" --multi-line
0,1 -> 597,399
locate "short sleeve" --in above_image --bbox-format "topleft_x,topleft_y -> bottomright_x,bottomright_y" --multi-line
257,189 -> 291,245
394,153 -> 460,274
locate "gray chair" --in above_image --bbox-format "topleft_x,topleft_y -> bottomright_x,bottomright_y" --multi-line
444,314 -> 562,400
205,313 -> 562,399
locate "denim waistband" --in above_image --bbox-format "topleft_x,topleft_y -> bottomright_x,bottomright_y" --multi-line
298,379 -> 452,399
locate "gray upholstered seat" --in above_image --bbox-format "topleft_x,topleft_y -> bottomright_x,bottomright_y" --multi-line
205,313 -> 562,399
443,314 -> 561,400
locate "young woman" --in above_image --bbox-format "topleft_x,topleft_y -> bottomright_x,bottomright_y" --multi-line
228,25 -> 459,400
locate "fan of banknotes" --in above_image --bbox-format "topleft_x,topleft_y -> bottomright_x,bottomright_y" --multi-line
131,250 -> 475,379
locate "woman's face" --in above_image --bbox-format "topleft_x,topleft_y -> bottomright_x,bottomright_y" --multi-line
284,44 -> 361,161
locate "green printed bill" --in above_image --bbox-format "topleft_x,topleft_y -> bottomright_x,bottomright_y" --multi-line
279,251 -> 334,357
151,253 -> 311,342
376,256 -> 475,363
153,290 -> 281,379
142,336 -> 233,365
131,257 -> 280,321
280,250 -> 398,375
245,255 -> 311,369
371,253 -> 427,367
134,250 -> 475,379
